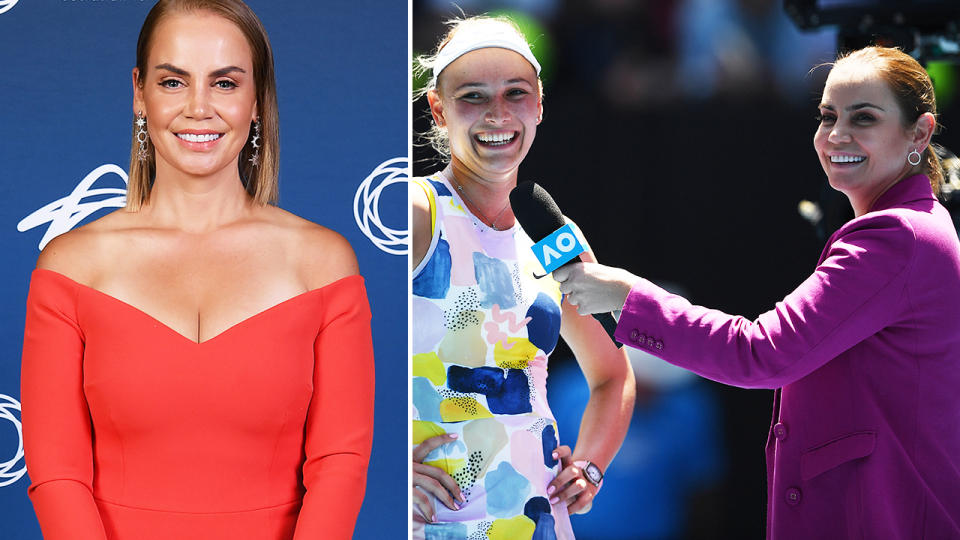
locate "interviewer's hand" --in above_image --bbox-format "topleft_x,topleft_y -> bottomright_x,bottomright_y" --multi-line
553,262 -> 639,316
413,433 -> 464,522
547,445 -> 596,514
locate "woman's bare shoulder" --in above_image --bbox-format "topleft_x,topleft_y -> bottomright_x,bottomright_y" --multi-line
35,209 -> 134,284
257,205 -> 360,290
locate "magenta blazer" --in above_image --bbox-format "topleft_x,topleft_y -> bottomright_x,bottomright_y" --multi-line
614,174 -> 960,539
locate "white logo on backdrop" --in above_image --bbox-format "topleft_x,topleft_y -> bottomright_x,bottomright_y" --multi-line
0,0 -> 19,15
18,164 -> 128,251
0,394 -> 25,487
354,157 -> 408,256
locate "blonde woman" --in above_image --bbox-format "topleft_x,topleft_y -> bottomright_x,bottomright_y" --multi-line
411,16 -> 635,540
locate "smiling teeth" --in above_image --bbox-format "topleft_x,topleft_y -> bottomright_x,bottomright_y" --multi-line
477,132 -> 514,145
177,133 -> 221,143
831,155 -> 865,163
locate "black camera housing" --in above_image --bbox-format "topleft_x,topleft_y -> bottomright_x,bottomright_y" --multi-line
783,0 -> 960,60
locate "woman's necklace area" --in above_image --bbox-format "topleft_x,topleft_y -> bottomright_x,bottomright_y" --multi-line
446,174 -> 512,232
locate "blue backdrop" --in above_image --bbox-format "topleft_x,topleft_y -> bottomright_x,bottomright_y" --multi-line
0,1 -> 408,538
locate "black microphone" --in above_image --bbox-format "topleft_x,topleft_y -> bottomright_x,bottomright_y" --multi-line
509,181 -> 623,348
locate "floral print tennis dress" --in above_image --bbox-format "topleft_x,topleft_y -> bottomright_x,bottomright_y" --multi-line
412,173 -> 574,540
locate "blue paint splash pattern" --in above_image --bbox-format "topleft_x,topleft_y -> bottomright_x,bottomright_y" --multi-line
447,365 -> 531,415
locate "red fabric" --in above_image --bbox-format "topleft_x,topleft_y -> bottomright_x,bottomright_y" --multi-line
22,269 -> 374,540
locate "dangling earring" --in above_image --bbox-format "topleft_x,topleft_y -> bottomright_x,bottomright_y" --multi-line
248,119 -> 261,167
907,148 -> 922,166
135,111 -> 149,162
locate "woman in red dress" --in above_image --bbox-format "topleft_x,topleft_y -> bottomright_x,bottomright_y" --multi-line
21,2 -> 374,538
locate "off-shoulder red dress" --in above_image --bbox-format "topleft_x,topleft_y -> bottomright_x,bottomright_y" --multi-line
21,268 -> 375,540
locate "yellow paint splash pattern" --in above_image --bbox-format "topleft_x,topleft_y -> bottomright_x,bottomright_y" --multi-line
494,337 -> 539,369
486,515 -> 535,540
412,352 -> 446,385
439,397 -> 493,422
424,457 -> 465,477
412,420 -> 446,445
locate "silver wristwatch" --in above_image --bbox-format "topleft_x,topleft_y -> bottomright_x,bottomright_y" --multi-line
575,460 -> 604,489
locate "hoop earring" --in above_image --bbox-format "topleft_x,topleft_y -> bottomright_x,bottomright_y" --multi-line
907,148 -> 922,166
248,120 -> 261,167
135,111 -> 149,162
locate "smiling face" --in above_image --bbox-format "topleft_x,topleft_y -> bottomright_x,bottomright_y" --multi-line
133,11 -> 257,181
428,47 -> 542,182
813,62 -> 929,214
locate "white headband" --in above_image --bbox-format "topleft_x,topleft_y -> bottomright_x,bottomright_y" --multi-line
433,20 -> 541,79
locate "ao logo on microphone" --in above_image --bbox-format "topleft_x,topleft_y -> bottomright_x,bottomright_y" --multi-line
531,223 -> 585,273
0,0 -> 19,15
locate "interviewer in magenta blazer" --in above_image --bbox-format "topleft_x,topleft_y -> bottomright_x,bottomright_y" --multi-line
552,47 -> 960,539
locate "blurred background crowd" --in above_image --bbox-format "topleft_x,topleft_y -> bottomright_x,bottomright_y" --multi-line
413,1 -> 960,538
